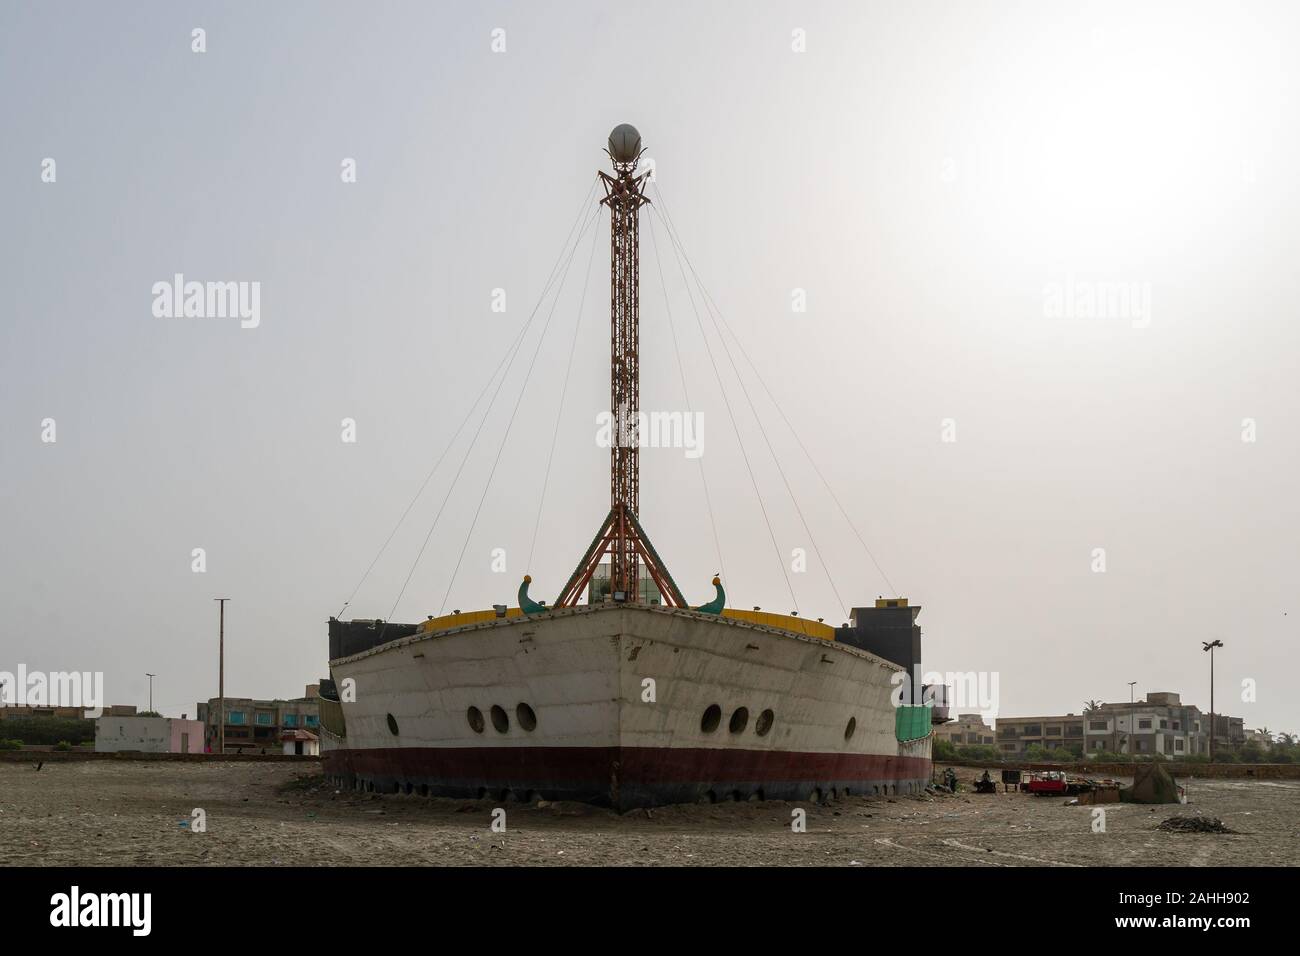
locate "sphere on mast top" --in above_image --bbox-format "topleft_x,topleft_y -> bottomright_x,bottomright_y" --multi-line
608,124 -> 642,164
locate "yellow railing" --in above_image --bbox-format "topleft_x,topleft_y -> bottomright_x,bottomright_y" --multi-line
721,609 -> 836,641
418,607 -> 525,633
414,604 -> 836,641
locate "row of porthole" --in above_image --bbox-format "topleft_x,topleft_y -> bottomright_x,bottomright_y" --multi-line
700,704 -> 775,736
468,703 -> 537,734
698,705 -> 859,743
392,703 -> 859,746
384,703 -> 539,737
702,702 -> 769,738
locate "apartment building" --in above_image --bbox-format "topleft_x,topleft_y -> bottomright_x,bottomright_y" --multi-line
934,713 -> 996,747
196,684 -> 320,754
996,691 -> 1245,758
995,714 -> 1087,755
1079,692 -> 1205,757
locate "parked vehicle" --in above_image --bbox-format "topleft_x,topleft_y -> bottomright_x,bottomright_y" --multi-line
1025,770 -> 1070,795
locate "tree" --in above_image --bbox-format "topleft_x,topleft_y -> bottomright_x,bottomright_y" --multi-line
1024,744 -> 1071,762
956,744 -> 1001,763
934,738 -> 958,761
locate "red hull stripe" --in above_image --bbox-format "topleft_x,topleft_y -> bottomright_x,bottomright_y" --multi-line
324,745 -> 930,784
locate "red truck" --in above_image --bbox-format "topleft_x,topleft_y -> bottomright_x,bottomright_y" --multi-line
1024,770 -> 1071,795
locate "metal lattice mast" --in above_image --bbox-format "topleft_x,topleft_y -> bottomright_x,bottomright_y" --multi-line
553,125 -> 686,610
600,127 -> 650,601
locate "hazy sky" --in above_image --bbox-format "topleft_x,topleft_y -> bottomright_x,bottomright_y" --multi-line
3,1 -> 1297,731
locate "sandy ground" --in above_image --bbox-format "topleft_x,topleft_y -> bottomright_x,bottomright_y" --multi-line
1,761 -> 1296,866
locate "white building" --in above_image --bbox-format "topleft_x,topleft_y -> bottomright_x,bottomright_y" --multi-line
1082,693 -> 1207,757
95,715 -> 205,753
281,728 -> 319,756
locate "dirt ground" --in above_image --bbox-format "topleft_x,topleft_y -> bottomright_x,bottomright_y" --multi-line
1,761 -> 1296,866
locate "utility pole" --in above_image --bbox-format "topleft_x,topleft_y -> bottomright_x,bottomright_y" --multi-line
1203,640 -> 1223,760
1127,681 -> 1137,756
215,598 -> 229,755
145,673 -> 156,713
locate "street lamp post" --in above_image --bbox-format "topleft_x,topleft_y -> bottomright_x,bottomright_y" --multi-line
1127,681 -> 1137,756
145,673 -> 156,713
1203,640 -> 1223,761
215,598 -> 230,755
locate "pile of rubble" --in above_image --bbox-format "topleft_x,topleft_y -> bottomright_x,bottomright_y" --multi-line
1156,816 -> 1238,834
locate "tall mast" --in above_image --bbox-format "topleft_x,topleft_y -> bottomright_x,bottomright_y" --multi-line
550,125 -> 687,610
602,124 -> 649,602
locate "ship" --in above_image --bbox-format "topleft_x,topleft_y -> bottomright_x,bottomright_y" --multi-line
319,125 -> 935,810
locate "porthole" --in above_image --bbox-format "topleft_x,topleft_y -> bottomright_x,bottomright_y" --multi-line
755,709 -> 775,737
701,704 -> 722,733
386,713 -> 399,736
467,706 -> 485,733
516,702 -> 537,732
490,704 -> 510,733
728,707 -> 749,734
844,716 -> 857,741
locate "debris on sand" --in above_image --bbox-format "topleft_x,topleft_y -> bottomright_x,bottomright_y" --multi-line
1157,816 -> 1238,834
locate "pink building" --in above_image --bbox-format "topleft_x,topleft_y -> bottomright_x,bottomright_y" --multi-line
95,716 -> 205,753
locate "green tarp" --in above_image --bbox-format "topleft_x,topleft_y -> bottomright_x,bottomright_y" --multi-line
895,704 -> 932,742
1120,761 -> 1182,804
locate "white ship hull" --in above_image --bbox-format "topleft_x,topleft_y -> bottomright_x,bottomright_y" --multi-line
324,604 -> 931,809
